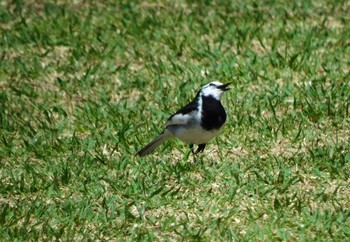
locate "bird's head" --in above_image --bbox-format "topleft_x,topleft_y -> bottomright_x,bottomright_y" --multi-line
200,81 -> 231,100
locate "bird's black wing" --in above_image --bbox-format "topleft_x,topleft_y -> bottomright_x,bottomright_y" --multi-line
165,98 -> 199,126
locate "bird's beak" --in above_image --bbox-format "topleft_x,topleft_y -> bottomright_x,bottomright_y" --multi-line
218,82 -> 232,91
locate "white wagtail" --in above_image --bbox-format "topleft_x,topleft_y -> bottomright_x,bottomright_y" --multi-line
137,81 -> 231,157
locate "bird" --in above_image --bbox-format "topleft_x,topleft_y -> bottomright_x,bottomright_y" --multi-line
137,81 -> 231,157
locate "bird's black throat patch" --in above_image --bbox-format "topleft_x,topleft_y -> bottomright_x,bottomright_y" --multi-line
201,95 -> 226,130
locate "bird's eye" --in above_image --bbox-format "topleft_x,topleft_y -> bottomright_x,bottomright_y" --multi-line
209,83 -> 215,86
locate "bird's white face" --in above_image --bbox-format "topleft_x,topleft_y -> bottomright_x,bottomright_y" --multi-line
200,81 -> 230,100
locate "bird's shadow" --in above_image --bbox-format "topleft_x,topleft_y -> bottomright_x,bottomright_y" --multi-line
160,151 -> 207,176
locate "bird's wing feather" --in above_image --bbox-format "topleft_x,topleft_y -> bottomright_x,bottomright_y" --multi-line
166,112 -> 193,126
166,100 -> 198,126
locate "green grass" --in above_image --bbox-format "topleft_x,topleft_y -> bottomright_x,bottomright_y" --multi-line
1,0 -> 350,240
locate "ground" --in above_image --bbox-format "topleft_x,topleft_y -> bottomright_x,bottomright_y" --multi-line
0,0 -> 349,240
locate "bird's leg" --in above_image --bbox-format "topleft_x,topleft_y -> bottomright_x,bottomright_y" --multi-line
194,144 -> 206,154
189,144 -> 194,154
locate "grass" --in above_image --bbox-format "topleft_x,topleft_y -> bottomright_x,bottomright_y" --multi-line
0,0 -> 349,240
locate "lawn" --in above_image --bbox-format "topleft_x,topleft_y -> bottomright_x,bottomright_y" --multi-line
0,0 -> 349,240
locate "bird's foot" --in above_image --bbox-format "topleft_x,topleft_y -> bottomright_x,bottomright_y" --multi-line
193,144 -> 206,155
189,144 -> 195,154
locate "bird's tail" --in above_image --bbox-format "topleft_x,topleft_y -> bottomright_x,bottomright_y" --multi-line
137,129 -> 173,157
